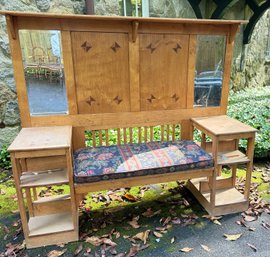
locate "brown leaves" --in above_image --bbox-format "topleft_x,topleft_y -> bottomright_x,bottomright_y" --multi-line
47,249 -> 67,257
142,208 -> 161,218
123,193 -> 138,202
125,244 -> 150,257
128,216 -> 140,229
201,244 -> 210,252
133,230 -> 150,244
85,236 -> 117,247
203,215 -> 223,225
179,247 -> 193,253
223,233 -> 242,241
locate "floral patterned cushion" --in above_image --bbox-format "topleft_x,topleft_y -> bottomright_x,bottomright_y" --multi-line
73,140 -> 213,183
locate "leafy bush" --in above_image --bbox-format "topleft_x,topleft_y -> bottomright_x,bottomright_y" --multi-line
0,145 -> 11,170
228,86 -> 270,158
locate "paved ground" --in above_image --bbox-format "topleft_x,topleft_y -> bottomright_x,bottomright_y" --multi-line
0,188 -> 269,257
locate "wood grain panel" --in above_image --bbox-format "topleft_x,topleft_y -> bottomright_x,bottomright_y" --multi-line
72,32 -> 130,114
139,33 -> 189,111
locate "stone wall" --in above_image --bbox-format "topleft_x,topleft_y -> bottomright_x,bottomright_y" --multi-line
0,0 -> 269,147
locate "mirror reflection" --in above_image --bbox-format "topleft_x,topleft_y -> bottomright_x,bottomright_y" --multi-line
19,30 -> 68,115
194,35 -> 226,108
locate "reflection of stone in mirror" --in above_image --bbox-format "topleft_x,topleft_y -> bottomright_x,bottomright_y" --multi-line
194,35 -> 226,108
19,30 -> 68,116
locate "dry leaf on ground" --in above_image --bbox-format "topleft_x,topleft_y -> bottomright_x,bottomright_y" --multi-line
47,249 -> 67,257
180,247 -> 193,252
247,243 -> 257,252
201,244 -> 211,252
74,244 -> 83,256
133,230 -> 150,244
223,233 -> 242,241
128,216 -> 140,228
171,236 -> 176,244
153,231 -> 163,238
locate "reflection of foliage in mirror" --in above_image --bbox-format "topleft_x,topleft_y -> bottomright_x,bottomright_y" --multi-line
194,35 -> 226,108
119,0 -> 142,16
19,30 -> 68,116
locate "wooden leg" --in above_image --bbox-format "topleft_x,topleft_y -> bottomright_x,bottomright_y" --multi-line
209,137 -> 218,210
201,132 -> 206,150
244,136 -> 255,199
32,187 -> 38,201
25,188 -> 34,217
231,164 -> 237,187
10,153 -> 29,236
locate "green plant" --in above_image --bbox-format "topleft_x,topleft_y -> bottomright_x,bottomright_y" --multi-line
0,145 -> 11,170
228,86 -> 270,158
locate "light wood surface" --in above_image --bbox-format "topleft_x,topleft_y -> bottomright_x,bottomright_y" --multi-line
0,11 -> 247,25
20,169 -> 68,188
8,126 -> 72,152
191,115 -> 257,136
28,212 -> 74,236
217,150 -> 249,165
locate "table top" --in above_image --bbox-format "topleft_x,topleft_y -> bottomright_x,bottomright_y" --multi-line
8,126 -> 72,152
191,115 -> 257,136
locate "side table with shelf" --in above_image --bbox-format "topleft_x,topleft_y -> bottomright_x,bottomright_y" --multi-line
188,115 -> 257,216
8,126 -> 78,248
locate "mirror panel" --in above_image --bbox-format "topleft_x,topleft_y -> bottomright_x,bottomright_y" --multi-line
19,30 -> 68,116
194,35 -> 226,108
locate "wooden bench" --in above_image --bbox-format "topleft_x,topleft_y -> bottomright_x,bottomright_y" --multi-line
1,11 -> 255,248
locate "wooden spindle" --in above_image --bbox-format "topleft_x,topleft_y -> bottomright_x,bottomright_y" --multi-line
166,124 -> 170,141
98,130 -> 103,146
92,130 -> 96,147
172,124 -> 176,140
124,128 -> 127,144
138,127 -> 142,143
161,125 -> 164,141
105,129 -> 109,146
129,127 -> 133,144
117,128 -> 121,145
150,126 -> 153,142
144,126 -> 148,142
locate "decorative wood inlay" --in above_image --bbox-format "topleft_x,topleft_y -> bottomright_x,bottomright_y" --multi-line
147,94 -> 156,103
171,94 -> 179,102
113,96 -> 122,105
86,96 -> 95,106
111,42 -> 121,52
173,43 -> 181,53
81,41 -> 92,52
146,43 -> 156,53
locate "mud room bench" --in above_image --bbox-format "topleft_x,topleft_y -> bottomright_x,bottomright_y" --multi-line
1,11 -> 255,248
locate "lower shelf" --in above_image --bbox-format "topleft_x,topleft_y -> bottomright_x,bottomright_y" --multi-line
187,179 -> 249,216
28,212 -> 74,237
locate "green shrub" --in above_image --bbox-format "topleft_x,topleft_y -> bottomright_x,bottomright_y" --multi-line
0,145 -> 11,170
228,86 -> 270,158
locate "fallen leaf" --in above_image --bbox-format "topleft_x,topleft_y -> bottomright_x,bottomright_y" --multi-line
248,227 -> 256,232
103,238 -> 117,247
153,231 -> 163,238
223,233 -> 242,241
201,244 -> 210,252
243,215 -> 256,222
180,247 -> 193,252
128,216 -> 140,229
171,236 -> 176,244
123,193 -> 138,202
85,236 -> 103,246
213,219 -> 222,226
133,230 -> 150,244
247,243 -> 257,252
47,249 -> 67,257
74,244 -> 83,256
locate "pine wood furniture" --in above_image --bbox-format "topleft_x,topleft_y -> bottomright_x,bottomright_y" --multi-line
0,11 -> 253,248
188,115 -> 257,215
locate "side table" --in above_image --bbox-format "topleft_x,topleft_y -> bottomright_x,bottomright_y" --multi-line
188,115 -> 257,216
8,126 -> 78,248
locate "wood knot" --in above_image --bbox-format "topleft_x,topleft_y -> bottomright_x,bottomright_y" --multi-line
171,94 -> 179,102
146,43 -> 156,53
147,94 -> 156,103
173,43 -> 181,53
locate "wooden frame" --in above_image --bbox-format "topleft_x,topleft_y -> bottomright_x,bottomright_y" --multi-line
2,11 -> 251,248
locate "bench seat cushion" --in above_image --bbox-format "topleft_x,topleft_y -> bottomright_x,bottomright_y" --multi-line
73,140 -> 213,184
